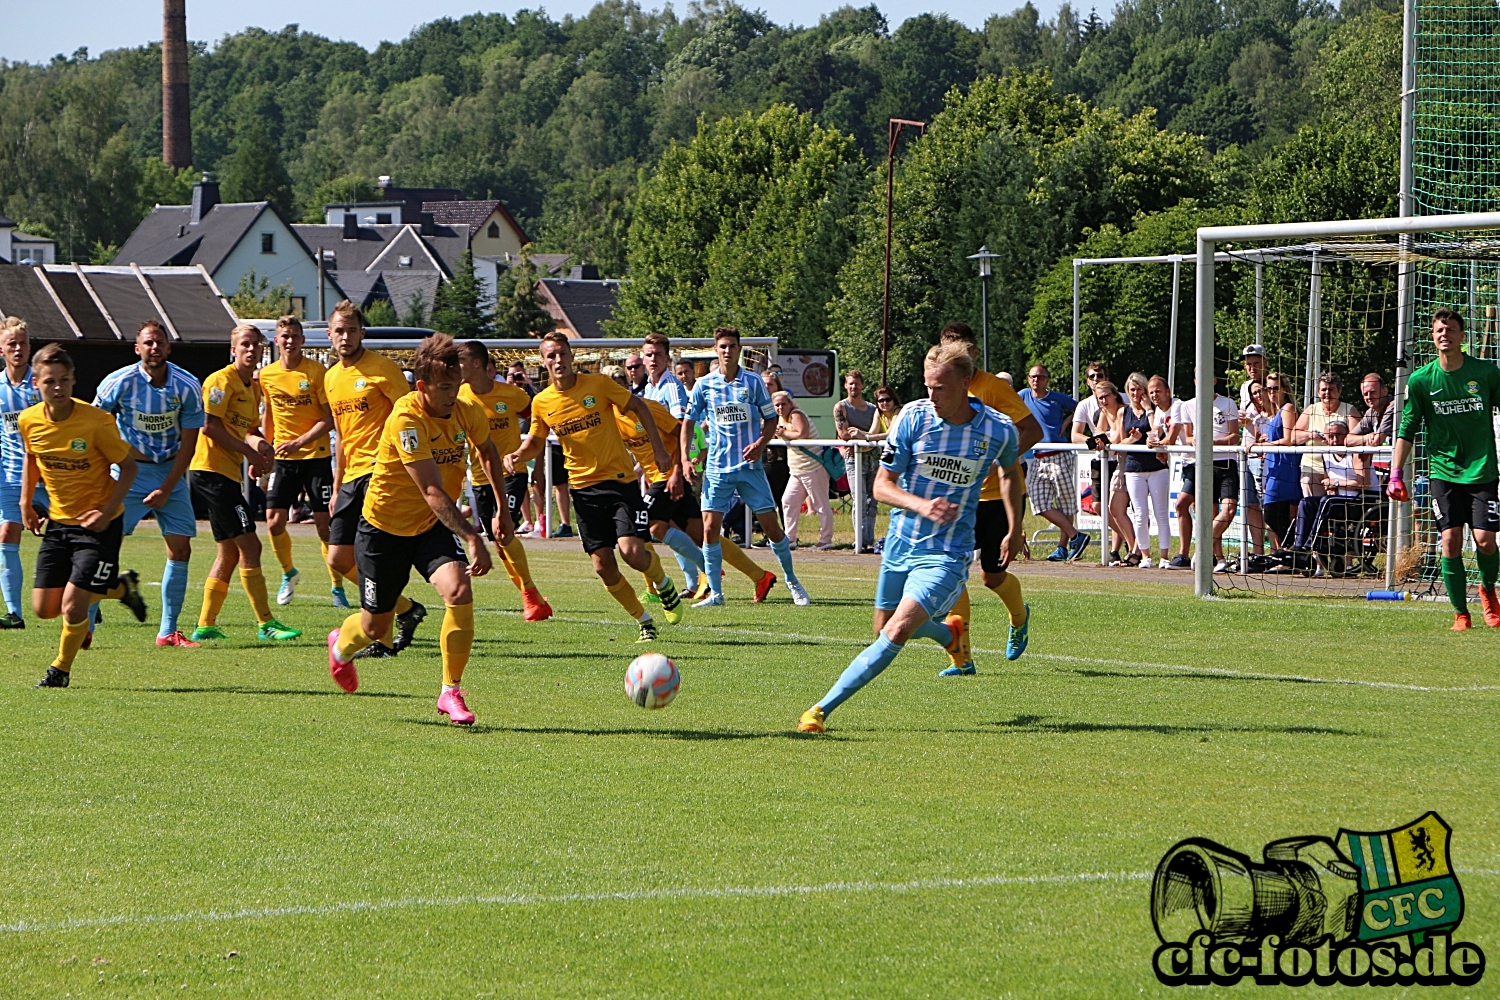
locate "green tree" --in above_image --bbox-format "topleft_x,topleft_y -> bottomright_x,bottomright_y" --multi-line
363,298 -> 399,326
432,250 -> 494,337
221,119 -> 294,217
399,288 -> 430,328
302,174 -> 380,222
230,269 -> 294,318
614,104 -> 863,345
492,251 -> 557,338
138,159 -> 197,209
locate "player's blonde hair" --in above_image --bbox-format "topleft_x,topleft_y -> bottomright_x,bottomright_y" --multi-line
924,342 -> 974,380
230,322 -> 263,346
0,316 -> 28,340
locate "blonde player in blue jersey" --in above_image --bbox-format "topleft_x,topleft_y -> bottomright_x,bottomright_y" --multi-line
0,317 -> 45,629
684,326 -> 808,606
798,342 -> 1024,733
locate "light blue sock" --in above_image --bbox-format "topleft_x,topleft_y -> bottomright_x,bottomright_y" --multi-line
704,541 -> 723,595
160,559 -> 189,638
912,618 -> 953,647
818,633 -> 903,716
769,535 -> 799,585
664,526 -> 705,586
87,601 -> 101,634
0,541 -> 21,616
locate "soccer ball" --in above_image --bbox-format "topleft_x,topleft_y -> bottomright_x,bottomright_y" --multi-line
625,652 -> 679,710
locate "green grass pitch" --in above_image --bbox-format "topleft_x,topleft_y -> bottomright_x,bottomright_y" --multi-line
0,527 -> 1495,998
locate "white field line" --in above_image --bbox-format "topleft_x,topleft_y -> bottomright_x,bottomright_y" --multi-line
1,871 -> 1153,935
485,610 -> 1500,694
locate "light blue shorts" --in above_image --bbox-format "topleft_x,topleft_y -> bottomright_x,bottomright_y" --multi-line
701,467 -> 778,516
0,478 -> 47,525
874,552 -> 970,617
123,461 -> 197,538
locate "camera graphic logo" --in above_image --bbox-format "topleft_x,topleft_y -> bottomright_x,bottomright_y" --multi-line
1151,812 -> 1485,986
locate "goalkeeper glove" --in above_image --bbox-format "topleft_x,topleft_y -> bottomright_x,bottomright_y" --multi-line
1387,468 -> 1410,502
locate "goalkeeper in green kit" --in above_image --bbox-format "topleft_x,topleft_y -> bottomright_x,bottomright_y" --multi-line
1390,308 -> 1500,630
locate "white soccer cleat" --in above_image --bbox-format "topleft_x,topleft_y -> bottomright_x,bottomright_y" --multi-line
692,592 -> 725,608
276,569 -> 299,605
786,579 -> 811,606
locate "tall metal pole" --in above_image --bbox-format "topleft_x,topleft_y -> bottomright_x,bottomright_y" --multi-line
316,246 -> 325,321
980,273 -> 990,372
1390,0 -> 1418,585
1254,262 -> 1263,347
1072,261 -> 1081,400
1195,236 -> 1216,598
881,119 -> 924,388
1167,256 -> 1181,392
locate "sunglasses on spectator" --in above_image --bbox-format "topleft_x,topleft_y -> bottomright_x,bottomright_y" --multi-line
876,396 -> 894,404
1086,372 -> 1106,380
625,363 -> 643,370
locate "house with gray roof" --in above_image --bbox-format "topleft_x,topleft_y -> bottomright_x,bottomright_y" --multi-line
113,177 -> 343,318
292,213 -> 470,319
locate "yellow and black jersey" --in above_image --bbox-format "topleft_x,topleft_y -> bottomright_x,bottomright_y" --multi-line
362,394 -> 490,537
259,356 -> 330,460
970,369 -> 1031,502
191,365 -> 261,480
458,379 -> 531,485
528,374 -> 637,489
325,350 -> 409,480
614,397 -> 678,484
17,400 -> 131,524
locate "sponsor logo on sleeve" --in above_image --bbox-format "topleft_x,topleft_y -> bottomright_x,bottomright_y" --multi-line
208,387 -> 225,406
399,429 -> 419,453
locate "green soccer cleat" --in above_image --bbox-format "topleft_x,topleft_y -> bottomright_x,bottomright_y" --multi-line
258,619 -> 302,642
277,568 -> 300,605
0,612 -> 24,629
658,579 -> 684,626
641,590 -> 662,607
190,625 -> 229,641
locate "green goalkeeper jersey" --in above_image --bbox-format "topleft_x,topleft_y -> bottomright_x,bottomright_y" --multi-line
1398,354 -> 1500,484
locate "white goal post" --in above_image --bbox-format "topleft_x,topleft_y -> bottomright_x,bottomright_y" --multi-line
1192,210 -> 1500,597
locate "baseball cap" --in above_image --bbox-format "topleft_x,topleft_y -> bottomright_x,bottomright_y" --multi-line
1242,344 -> 1266,358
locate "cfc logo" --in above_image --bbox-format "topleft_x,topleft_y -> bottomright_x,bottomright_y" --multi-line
1152,812 -> 1484,987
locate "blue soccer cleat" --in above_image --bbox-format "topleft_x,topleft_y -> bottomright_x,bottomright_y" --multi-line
1006,604 -> 1030,661
938,662 -> 976,676
331,585 -> 350,609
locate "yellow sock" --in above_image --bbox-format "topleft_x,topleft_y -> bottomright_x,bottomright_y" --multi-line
500,537 -> 534,591
103,581 -> 127,601
395,594 -> 413,616
53,614 -> 91,671
270,529 -> 295,573
199,577 -> 231,627
642,545 -> 667,587
949,587 -> 971,623
605,575 -> 647,621
321,541 -> 343,588
334,611 -> 379,661
239,567 -> 274,624
440,603 -> 475,687
720,537 -> 765,581
989,573 -> 1026,627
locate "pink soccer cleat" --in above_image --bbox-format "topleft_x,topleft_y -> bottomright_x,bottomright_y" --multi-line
437,688 -> 475,725
328,629 -> 359,692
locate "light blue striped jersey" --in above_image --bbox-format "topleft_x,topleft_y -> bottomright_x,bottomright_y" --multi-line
686,368 -> 776,475
880,398 -> 1019,566
0,367 -> 40,485
93,361 -> 207,462
644,371 -> 691,420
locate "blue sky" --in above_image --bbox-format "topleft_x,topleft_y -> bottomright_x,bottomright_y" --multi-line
5,0 -> 1072,64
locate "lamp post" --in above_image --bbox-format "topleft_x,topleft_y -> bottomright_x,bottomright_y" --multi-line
881,117 -> 926,387
966,246 -> 996,371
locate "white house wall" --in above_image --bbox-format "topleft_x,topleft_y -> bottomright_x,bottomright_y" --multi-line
214,209 -> 342,318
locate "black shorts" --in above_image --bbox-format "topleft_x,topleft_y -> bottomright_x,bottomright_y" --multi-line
643,479 -> 700,530
548,444 -> 569,485
191,471 -> 255,542
572,481 -> 650,554
1181,462 -> 1239,504
974,498 -> 1013,575
1430,478 -> 1500,533
266,457 -> 333,510
354,518 -> 463,614
471,474 -> 529,540
327,474 -> 371,547
35,515 -> 123,594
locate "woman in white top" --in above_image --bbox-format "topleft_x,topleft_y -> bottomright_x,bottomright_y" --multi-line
1293,372 -> 1360,499
1117,373 -> 1172,567
773,391 -> 834,549
1087,379 -> 1137,564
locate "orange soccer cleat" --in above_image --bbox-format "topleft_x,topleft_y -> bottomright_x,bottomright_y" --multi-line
753,571 -> 777,603
1452,612 -> 1474,632
1480,587 -> 1500,628
522,587 -> 553,622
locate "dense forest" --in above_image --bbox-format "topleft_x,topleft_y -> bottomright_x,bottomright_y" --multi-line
0,0 -> 1402,393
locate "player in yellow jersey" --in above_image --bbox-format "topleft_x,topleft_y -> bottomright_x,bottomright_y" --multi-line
188,324 -> 302,643
933,322 -> 1043,673
326,334 -> 508,725
505,332 -> 684,642
258,315 -> 342,607
322,301 -> 428,657
20,344 -> 148,687
457,341 -> 553,622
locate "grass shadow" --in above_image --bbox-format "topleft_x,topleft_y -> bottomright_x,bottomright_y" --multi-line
110,685 -> 421,700
985,713 -> 1367,737
1064,667 -> 1318,685
402,719 -> 850,741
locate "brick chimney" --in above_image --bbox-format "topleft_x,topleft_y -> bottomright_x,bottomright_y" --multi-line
162,0 -> 191,170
